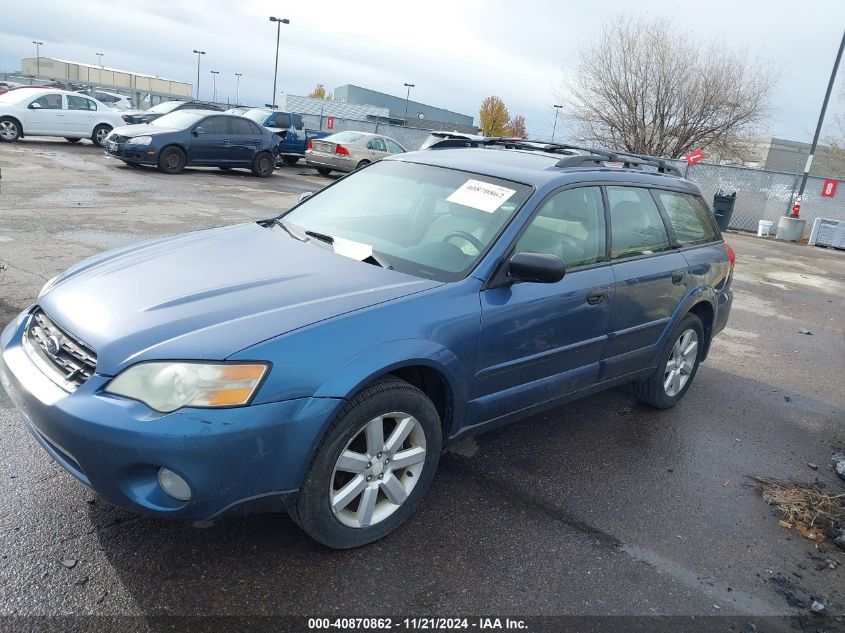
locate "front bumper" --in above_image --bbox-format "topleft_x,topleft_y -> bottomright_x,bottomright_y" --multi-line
104,141 -> 157,164
0,310 -> 341,520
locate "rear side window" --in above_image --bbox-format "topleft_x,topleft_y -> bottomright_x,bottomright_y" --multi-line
656,191 -> 720,245
515,186 -> 606,268
607,186 -> 672,260
67,95 -> 96,111
229,118 -> 258,135
367,137 -> 387,151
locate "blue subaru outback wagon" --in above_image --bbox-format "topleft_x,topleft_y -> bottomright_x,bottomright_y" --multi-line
0,139 -> 733,548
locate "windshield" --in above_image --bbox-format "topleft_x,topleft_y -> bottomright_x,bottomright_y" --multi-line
150,111 -> 205,128
243,109 -> 272,124
147,101 -> 183,114
281,160 -> 532,282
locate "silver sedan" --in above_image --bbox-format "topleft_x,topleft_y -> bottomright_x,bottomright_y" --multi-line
305,131 -> 406,175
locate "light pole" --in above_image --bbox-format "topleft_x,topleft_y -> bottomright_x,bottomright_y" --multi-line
192,49 -> 205,99
210,70 -> 219,102
792,28 -> 845,218
552,104 -> 563,141
32,41 -> 44,76
269,17 -> 290,108
96,52 -> 103,68
403,83 -> 415,122
235,73 -> 242,105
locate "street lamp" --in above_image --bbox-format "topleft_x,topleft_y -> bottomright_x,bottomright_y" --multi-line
269,17 -> 290,108
32,41 -> 44,76
210,70 -> 219,103
552,104 -> 563,141
192,49 -> 205,99
96,52 -> 103,68
403,83 -> 415,122
235,73 -> 242,105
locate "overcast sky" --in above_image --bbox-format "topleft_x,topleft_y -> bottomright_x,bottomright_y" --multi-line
2,0 -> 844,141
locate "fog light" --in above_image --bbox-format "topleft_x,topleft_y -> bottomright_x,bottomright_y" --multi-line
157,467 -> 191,501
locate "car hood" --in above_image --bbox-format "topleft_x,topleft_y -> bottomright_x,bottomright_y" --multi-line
111,123 -> 178,137
38,223 -> 441,374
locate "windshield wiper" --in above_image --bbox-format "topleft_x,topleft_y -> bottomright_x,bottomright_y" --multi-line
305,230 -> 334,244
272,218 -> 306,241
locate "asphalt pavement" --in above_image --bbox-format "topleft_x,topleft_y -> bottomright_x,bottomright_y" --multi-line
0,140 -> 843,631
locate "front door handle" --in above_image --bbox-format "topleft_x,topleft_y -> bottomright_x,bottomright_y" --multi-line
671,269 -> 687,285
586,286 -> 610,305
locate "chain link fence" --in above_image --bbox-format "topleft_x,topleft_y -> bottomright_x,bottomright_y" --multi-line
666,160 -> 842,235
301,113 -> 434,153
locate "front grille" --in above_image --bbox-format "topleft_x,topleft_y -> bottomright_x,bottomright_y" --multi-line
26,309 -> 97,390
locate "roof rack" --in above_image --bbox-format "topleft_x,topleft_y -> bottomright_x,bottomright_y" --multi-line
424,136 -> 683,176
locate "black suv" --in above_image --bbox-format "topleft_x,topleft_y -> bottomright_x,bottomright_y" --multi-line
120,100 -> 224,125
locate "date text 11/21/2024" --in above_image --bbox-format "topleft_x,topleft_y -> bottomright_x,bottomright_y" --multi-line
306,617 -> 528,630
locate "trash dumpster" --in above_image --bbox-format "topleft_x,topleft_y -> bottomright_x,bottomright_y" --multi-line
712,191 -> 737,232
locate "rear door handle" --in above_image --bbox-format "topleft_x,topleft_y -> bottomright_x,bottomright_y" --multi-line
671,269 -> 687,285
586,286 -> 610,305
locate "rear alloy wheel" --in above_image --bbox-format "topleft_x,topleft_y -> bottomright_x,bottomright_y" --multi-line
91,124 -> 111,147
157,146 -> 186,174
316,167 -> 332,176
282,156 -> 300,166
251,151 -> 274,177
292,378 -> 441,548
0,118 -> 21,142
64,137 -> 82,143
356,160 -> 371,170
633,313 -> 704,409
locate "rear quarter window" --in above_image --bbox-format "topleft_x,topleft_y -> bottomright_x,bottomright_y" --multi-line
656,191 -> 720,245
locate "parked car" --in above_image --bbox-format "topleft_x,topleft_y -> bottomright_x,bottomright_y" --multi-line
0,140 -> 733,548
120,100 -> 224,125
0,81 -> 23,95
104,111 -> 279,176
224,106 -> 251,116
0,88 -> 124,146
77,89 -> 132,111
305,131 -> 407,175
240,108 -> 330,166
419,130 -> 486,149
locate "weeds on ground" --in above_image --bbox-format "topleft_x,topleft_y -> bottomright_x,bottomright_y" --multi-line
754,476 -> 845,545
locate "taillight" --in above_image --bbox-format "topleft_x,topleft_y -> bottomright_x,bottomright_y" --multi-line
335,144 -> 349,156
307,138 -> 312,150
725,242 -> 736,270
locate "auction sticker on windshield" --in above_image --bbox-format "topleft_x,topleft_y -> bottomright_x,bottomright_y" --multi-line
446,179 -> 516,213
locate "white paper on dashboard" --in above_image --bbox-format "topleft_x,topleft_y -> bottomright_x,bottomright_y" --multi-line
446,179 -> 517,213
333,236 -> 373,261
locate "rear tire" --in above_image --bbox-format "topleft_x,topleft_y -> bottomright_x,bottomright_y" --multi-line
91,124 -> 111,147
316,167 -> 332,176
356,160 -> 371,170
157,146 -> 186,174
291,378 -> 442,549
65,137 -> 82,143
251,152 -> 274,177
282,156 -> 299,166
0,117 -> 21,142
633,313 -> 704,409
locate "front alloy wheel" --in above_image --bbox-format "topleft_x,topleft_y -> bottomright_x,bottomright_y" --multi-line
330,412 -> 427,528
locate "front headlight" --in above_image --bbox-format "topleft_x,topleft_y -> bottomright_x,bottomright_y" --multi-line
104,362 -> 269,413
38,275 -> 59,298
128,135 -> 152,145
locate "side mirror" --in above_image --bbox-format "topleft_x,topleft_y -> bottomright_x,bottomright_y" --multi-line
29,102 -> 42,109
193,126 -> 205,136
507,252 -> 565,284
298,192 -> 314,204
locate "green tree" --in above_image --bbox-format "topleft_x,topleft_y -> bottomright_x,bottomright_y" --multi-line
479,96 -> 510,137
308,83 -> 327,99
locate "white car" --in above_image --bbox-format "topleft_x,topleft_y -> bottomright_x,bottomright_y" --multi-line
79,89 -> 132,111
0,88 -> 125,146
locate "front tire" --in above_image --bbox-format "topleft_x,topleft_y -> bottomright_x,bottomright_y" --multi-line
292,378 -> 442,549
157,146 -> 186,174
91,124 -> 111,147
251,151 -> 274,177
0,117 -> 21,142
633,313 -> 704,409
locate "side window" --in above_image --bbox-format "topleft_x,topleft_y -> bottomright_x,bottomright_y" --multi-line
385,139 -> 405,154
271,113 -> 291,128
515,187 -> 606,269
200,117 -> 228,134
607,186 -> 672,260
656,191 -> 720,245
229,118 -> 258,135
368,137 -> 387,151
67,95 -> 96,111
31,94 -> 63,109
293,114 -> 304,130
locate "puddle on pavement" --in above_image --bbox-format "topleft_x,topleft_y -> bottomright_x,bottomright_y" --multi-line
54,230 -> 155,250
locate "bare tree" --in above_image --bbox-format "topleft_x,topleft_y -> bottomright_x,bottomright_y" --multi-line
560,16 -> 776,159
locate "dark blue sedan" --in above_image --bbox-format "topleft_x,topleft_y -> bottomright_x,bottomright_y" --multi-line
104,111 -> 280,177
0,140 -> 733,548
